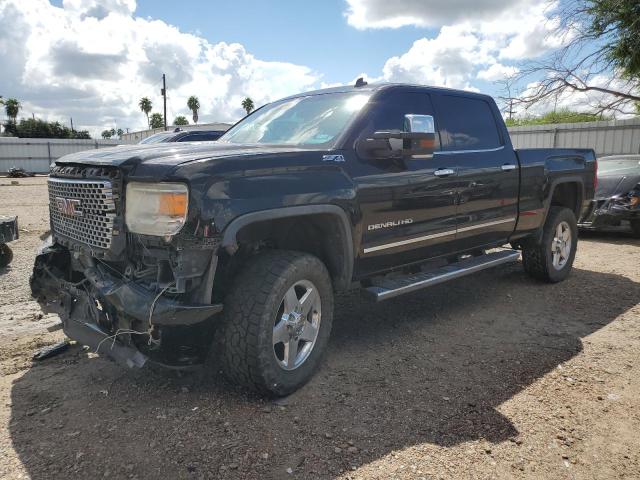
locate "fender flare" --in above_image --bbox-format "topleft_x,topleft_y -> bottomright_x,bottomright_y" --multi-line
529,176 -> 586,244
543,176 -> 586,219
220,205 -> 354,291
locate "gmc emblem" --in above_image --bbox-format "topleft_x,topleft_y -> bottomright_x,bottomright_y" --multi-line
55,197 -> 83,217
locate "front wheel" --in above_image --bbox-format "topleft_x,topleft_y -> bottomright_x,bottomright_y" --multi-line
522,207 -> 578,283
219,250 -> 334,396
630,219 -> 640,238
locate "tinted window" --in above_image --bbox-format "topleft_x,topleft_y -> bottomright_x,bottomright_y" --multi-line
176,132 -> 222,142
433,95 -> 501,151
359,90 -> 440,151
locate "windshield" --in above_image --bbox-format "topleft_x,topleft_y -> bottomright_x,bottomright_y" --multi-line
139,133 -> 174,144
599,156 -> 640,175
219,92 -> 371,147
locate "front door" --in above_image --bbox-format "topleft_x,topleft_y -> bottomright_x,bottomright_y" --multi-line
349,88 -> 459,278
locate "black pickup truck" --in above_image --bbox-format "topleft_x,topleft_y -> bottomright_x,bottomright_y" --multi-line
31,82 -> 596,395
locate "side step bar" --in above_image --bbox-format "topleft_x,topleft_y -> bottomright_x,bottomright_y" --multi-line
365,249 -> 520,302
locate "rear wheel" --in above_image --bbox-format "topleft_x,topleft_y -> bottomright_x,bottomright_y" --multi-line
0,244 -> 13,268
522,207 -> 578,283
219,250 -> 334,396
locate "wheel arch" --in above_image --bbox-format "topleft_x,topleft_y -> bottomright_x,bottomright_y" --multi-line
219,205 -> 354,292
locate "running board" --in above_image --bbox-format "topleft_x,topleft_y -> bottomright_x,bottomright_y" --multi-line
365,250 -> 520,302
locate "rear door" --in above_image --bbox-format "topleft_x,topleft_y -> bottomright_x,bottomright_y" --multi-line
431,93 -> 519,249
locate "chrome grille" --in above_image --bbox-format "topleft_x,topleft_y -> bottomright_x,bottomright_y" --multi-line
48,177 -> 117,250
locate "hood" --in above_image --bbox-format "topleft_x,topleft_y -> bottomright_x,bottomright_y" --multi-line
54,142 -> 312,168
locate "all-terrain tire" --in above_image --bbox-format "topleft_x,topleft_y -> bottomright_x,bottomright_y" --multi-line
219,250 -> 334,396
0,244 -> 13,268
630,219 -> 640,238
522,207 -> 578,283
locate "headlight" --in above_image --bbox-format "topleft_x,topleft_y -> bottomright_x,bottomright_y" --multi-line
125,182 -> 188,236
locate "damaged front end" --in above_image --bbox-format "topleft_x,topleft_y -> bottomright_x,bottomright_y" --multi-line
579,186 -> 640,229
31,239 -> 223,368
31,164 -> 224,369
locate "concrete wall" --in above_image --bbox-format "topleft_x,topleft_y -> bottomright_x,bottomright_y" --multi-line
0,138 -> 132,174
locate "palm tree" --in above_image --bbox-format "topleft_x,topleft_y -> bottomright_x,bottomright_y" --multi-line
173,116 -> 189,126
138,97 -> 152,128
4,98 -> 21,123
241,97 -> 255,115
187,96 -> 200,124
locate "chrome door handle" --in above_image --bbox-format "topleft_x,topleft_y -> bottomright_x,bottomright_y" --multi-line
434,168 -> 455,177
501,164 -> 517,171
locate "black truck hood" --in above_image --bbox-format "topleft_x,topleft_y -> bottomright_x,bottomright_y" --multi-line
55,142 -> 312,169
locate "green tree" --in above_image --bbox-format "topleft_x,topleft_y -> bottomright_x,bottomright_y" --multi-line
589,0 -> 640,79
138,97 -> 152,128
101,129 -> 112,139
187,96 -> 200,124
241,97 -> 255,115
173,115 -> 189,126
74,130 -> 91,139
149,113 -> 164,129
505,109 -> 611,127
116,128 -> 124,138
4,98 -> 20,122
511,0 -> 640,115
8,118 -> 90,139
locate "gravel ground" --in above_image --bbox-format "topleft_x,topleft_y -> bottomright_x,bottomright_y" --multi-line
0,176 -> 639,480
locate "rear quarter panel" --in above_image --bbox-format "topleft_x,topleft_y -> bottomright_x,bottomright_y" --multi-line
514,148 -> 596,236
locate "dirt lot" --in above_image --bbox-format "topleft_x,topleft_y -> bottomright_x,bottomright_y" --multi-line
0,176 -> 639,480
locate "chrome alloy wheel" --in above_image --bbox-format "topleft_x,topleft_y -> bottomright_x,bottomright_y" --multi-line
272,280 -> 322,370
551,220 -> 572,270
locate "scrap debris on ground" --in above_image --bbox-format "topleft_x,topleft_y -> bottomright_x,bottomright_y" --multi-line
1,177 -> 639,479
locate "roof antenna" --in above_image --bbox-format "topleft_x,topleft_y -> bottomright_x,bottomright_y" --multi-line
354,77 -> 368,88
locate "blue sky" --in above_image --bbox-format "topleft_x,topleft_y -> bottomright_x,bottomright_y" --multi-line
133,0 -> 430,86
2,0 -> 597,134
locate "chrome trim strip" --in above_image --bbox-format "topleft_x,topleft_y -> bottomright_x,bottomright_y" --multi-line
457,217 -> 516,233
435,145 -> 505,155
363,217 -> 516,254
363,229 -> 456,253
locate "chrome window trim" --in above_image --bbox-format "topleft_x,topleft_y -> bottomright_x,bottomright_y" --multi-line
363,217 -> 516,254
435,145 -> 505,155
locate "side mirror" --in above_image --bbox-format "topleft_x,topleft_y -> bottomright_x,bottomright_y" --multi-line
357,114 -> 437,160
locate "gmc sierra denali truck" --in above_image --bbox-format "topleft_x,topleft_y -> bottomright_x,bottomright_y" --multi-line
31,81 -> 596,395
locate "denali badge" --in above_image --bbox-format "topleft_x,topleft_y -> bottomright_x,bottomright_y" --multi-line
55,197 -> 83,217
368,218 -> 413,231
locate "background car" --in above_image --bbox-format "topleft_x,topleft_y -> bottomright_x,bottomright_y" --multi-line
579,154 -> 640,236
138,128 -> 226,144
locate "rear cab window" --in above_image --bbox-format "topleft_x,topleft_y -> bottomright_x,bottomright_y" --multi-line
432,95 -> 502,151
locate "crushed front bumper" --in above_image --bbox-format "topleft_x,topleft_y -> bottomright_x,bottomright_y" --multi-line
31,240 -> 223,368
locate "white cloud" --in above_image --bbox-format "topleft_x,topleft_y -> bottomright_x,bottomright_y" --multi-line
0,0 -> 319,135
345,0 -> 543,29
354,0 -> 565,96
477,64 -> 519,82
